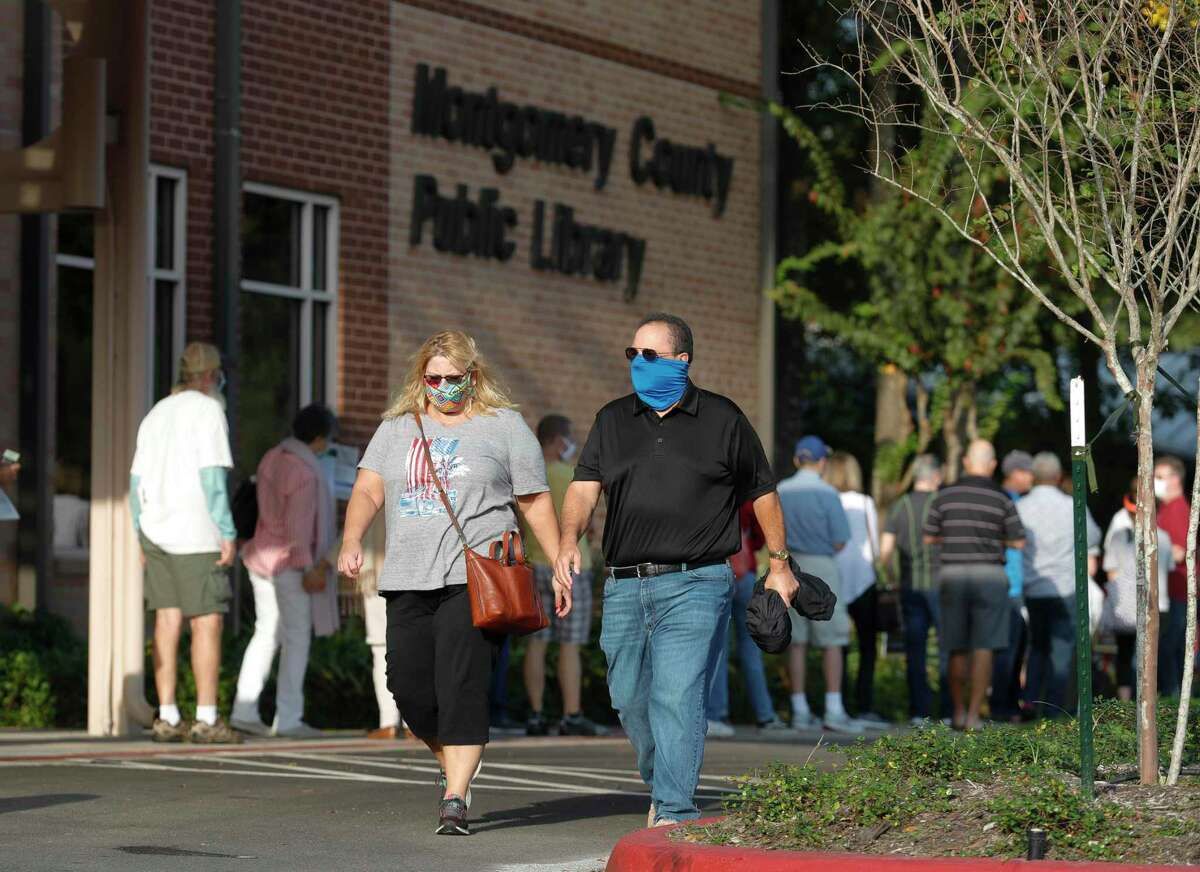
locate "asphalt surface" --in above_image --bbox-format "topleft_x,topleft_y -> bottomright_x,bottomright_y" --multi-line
0,729 -> 837,872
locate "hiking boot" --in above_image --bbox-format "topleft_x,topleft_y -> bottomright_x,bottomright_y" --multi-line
189,718 -> 244,744
436,796 -> 469,836
152,718 -> 189,743
559,713 -> 605,736
526,712 -> 549,736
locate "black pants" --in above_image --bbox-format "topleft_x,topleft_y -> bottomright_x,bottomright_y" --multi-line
1115,632 -> 1136,690
384,585 -> 503,745
843,584 -> 878,714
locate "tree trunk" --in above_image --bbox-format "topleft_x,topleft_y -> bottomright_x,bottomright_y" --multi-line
1133,352 -> 1161,785
1167,377 -> 1200,785
871,364 -> 913,506
943,385 -> 969,484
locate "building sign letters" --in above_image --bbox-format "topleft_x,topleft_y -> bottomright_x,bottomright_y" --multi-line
407,64 -> 733,300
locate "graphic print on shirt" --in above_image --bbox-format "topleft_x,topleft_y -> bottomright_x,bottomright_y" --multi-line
397,436 -> 468,518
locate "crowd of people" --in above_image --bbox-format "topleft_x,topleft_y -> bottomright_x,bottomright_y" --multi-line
126,321 -> 1196,836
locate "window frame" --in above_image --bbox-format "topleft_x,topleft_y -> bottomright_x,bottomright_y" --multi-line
240,180 -> 339,408
147,164 -> 188,404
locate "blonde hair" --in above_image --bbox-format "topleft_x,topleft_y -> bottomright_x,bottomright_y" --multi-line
823,451 -> 864,494
383,331 -> 516,419
172,342 -> 222,394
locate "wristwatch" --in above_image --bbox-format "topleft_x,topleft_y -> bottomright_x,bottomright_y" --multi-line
767,548 -> 790,561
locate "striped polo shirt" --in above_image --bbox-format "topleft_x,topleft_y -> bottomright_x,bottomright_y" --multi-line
922,475 -> 1024,566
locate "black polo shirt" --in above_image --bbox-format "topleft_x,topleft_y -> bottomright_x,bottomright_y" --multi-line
573,382 -> 777,567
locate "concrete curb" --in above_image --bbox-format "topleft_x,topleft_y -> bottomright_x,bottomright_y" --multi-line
604,817 -> 1173,871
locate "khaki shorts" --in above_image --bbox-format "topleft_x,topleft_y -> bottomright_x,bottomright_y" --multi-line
141,533 -> 231,618
789,554 -> 850,647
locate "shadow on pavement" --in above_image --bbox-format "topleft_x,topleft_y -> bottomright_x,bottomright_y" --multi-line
472,792 -> 727,834
0,793 -> 99,815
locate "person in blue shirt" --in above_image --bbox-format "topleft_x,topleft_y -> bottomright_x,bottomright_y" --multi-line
992,450 -> 1033,721
777,436 -> 866,733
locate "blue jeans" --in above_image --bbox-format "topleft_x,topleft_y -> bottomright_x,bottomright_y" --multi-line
900,588 -> 946,718
1024,595 -> 1075,716
707,571 -> 777,725
990,597 -> 1027,720
600,563 -> 733,822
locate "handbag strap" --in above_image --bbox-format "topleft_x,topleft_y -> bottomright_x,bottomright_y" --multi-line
413,412 -> 471,552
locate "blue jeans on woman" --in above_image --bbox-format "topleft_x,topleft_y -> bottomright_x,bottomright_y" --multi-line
707,571 -> 778,725
600,562 -> 733,822
901,588 -> 948,719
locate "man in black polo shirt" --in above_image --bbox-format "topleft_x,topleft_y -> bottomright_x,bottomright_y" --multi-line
923,439 -> 1025,730
555,313 -> 800,827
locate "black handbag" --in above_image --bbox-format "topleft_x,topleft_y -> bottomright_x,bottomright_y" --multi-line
875,585 -> 904,634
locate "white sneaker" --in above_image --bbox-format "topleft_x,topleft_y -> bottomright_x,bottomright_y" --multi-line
706,719 -> 735,738
647,801 -> 656,827
909,716 -> 931,727
276,722 -> 323,739
822,712 -> 868,734
230,716 -> 272,737
791,710 -> 820,730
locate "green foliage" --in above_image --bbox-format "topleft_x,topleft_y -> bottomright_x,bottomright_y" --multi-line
729,699 -> 1200,860
0,650 -> 55,727
0,605 -> 87,727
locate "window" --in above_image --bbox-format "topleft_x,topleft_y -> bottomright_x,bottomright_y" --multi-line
239,182 -> 338,470
148,166 -> 187,402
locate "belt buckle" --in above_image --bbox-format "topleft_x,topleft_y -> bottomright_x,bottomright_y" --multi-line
636,563 -> 655,579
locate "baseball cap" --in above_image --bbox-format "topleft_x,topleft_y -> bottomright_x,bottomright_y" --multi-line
794,436 -> 830,463
1001,450 -> 1034,476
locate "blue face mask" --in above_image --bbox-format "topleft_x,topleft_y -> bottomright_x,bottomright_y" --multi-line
630,355 -> 690,411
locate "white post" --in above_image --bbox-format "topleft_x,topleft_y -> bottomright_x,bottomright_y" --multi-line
1070,378 -> 1086,449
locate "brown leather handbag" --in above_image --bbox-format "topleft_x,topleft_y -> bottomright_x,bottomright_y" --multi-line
414,412 -> 550,635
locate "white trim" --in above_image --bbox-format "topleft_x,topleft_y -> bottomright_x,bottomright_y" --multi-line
55,253 -> 95,270
239,182 -> 339,409
148,164 -> 188,400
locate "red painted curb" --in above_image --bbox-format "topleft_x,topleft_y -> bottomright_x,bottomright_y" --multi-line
605,818 -> 1173,872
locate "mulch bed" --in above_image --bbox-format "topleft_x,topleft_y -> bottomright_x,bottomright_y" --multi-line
679,778 -> 1200,866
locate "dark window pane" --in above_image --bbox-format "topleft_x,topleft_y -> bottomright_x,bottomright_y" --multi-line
238,292 -> 301,473
154,279 -> 176,400
312,301 -> 328,404
154,177 -> 177,270
58,213 -> 94,259
312,206 -> 328,290
242,192 -> 301,286
56,266 -> 93,494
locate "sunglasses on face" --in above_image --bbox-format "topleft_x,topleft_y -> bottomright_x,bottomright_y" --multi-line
625,347 -> 680,363
423,373 -> 469,388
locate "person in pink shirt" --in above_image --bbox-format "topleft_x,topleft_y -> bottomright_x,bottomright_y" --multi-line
232,405 -> 340,738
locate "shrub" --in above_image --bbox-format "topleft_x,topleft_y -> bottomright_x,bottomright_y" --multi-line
0,605 -> 87,727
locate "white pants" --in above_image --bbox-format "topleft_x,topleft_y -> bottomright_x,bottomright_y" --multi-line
233,569 -> 312,732
363,591 -> 400,729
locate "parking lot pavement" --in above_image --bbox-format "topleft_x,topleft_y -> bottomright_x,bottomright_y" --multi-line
0,731 -> 835,872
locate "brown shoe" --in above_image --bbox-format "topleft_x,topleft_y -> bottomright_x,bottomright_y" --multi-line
152,718 -> 189,743
189,717 -> 244,744
367,725 -> 398,740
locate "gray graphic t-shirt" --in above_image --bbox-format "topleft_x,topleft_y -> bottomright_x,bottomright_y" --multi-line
359,408 -> 548,591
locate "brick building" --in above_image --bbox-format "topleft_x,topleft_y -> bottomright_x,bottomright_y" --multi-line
0,1 -> 778,729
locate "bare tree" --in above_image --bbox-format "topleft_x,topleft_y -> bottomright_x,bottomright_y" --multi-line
826,0 -> 1200,784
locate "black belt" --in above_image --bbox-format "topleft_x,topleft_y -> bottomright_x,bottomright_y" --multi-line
607,560 -> 727,580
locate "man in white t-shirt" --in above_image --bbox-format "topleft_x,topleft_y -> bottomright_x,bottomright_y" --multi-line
130,342 -> 241,744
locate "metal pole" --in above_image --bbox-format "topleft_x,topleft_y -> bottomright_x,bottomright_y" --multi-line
1070,376 -> 1095,797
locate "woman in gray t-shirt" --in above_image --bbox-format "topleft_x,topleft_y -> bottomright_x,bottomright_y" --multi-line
338,331 -> 567,836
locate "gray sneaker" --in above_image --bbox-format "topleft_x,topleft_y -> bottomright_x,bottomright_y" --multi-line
822,712 -> 868,734
230,716 -> 272,737
437,757 -> 482,809
276,722 -> 323,739
436,796 -> 469,836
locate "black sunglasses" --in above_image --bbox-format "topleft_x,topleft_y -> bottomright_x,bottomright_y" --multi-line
424,373 -> 469,388
625,347 -> 680,363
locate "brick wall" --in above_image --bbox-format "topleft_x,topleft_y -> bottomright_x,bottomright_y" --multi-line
0,2 -> 22,602
388,3 -> 763,449
239,0 -> 392,448
150,0 -> 216,343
